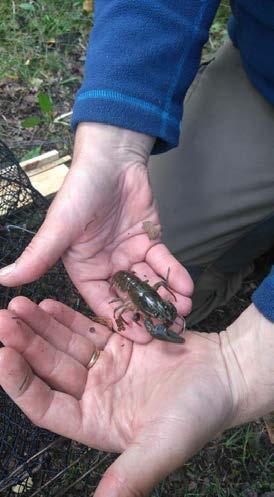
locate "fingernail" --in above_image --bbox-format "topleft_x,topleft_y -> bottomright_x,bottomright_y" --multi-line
0,263 -> 16,276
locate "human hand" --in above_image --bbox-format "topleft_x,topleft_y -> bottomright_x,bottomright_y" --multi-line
0,123 -> 193,342
0,298 -> 273,497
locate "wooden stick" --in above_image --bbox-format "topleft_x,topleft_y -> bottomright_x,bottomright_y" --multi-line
27,155 -> 71,177
20,150 -> 59,172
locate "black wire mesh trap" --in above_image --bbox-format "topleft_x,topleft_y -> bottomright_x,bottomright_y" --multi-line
0,140 -> 117,496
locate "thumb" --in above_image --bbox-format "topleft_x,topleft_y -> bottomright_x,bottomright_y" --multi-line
93,408 -> 222,497
93,438 -> 184,497
0,208 -> 72,286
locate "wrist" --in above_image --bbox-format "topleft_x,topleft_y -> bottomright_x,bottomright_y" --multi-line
220,304 -> 274,429
72,122 -> 155,169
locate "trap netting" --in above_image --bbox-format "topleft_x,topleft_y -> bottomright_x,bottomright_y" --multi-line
0,140 -> 116,496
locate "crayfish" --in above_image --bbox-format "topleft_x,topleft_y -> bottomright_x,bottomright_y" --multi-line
110,269 -> 185,343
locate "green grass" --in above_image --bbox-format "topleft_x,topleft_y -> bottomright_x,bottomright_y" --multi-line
156,423 -> 273,497
0,0 -> 91,83
205,1 -> 231,57
0,0 -> 92,156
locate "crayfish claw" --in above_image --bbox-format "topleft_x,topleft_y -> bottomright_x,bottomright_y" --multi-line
144,318 -> 184,343
160,326 -> 185,343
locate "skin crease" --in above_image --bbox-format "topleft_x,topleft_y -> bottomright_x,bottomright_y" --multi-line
0,298 -> 273,497
0,124 -> 193,345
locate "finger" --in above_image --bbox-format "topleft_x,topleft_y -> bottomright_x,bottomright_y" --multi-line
93,435 -> 181,497
0,347 -> 84,440
0,178 -> 76,286
0,309 -> 88,398
93,382 -> 223,497
0,222 -> 69,286
146,244 -> 194,298
38,299 -> 112,349
9,297 -> 100,362
85,331 -> 133,394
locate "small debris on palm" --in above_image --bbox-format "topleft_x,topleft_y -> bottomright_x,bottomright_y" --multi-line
142,221 -> 161,240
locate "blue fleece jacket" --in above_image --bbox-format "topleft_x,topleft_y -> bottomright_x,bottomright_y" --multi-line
72,0 -> 274,322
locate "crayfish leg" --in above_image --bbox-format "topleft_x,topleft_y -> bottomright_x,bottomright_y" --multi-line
113,301 -> 136,322
132,312 -> 142,327
109,297 -> 122,304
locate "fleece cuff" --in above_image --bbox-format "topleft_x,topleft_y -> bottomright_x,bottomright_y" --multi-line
252,266 -> 274,322
71,90 -> 181,155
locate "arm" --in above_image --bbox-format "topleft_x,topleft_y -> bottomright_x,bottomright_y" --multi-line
72,0 -> 221,153
0,2 -> 224,312
0,1 -> 224,329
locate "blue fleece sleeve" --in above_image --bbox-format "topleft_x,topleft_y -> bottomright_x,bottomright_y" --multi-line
252,266 -> 274,322
72,0 -> 220,154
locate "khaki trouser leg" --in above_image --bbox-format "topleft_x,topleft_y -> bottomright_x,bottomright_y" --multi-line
148,41 -> 274,325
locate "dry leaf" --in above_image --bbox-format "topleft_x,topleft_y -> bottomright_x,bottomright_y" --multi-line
142,221 -> 161,240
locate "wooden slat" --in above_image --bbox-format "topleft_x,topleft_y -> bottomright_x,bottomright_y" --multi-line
20,150 -> 59,172
27,155 -> 71,178
30,164 -> 69,197
0,150 -> 70,215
